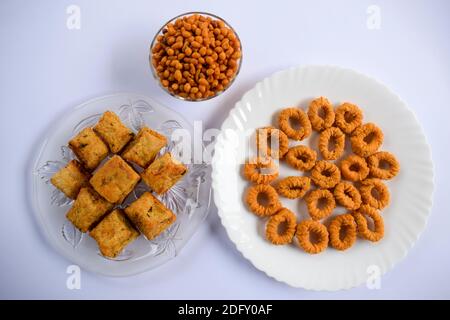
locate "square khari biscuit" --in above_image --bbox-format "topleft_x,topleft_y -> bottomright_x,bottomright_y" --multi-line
50,160 -> 90,199
141,152 -> 187,194
90,155 -> 140,204
90,209 -> 139,258
66,187 -> 113,233
124,192 -> 176,240
68,127 -> 109,171
93,111 -> 134,153
121,127 -> 167,168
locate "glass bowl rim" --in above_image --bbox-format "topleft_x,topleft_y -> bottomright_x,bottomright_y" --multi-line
149,11 -> 243,102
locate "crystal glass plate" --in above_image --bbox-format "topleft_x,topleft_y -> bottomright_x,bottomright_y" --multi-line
30,93 -> 211,276
212,65 -> 434,290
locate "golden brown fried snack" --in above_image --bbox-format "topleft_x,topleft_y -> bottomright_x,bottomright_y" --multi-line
141,152 -> 187,194
334,103 -> 363,134
328,213 -> 357,251
122,127 -> 167,168
367,151 -> 400,180
68,127 -> 109,171
90,155 -> 140,204
278,108 -> 312,141
90,209 -> 139,258
151,14 -> 241,101
340,154 -> 370,182
296,220 -> 329,254
352,205 -> 384,242
50,160 -> 90,199
305,189 -> 336,220
350,123 -> 383,157
333,181 -> 362,210
265,208 -> 297,245
285,145 -> 317,171
318,127 -> 346,160
124,192 -> 176,240
275,176 -> 311,199
243,157 -> 278,185
245,184 -> 281,217
311,160 -> 341,188
307,97 -> 335,131
93,111 -> 134,153
256,127 -> 289,159
66,187 -> 113,233
359,178 -> 390,210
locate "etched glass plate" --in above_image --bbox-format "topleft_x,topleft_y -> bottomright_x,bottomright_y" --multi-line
212,65 -> 434,290
30,93 -> 211,276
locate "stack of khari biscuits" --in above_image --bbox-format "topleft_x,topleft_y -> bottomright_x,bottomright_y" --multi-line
243,97 -> 400,254
50,111 -> 187,258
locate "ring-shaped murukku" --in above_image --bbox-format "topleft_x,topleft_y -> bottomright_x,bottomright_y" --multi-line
285,145 -> 317,171
328,213 -> 357,251
367,151 -> 400,180
333,181 -> 362,210
243,157 -> 278,184
256,126 -> 289,159
340,154 -> 370,182
295,220 -> 329,254
352,205 -> 384,242
307,96 -> 335,132
278,107 -> 312,141
245,184 -> 281,217
305,189 -> 336,220
276,176 -> 311,199
318,127 -> 346,160
311,160 -> 341,188
334,103 -> 363,134
266,208 -> 297,245
359,178 -> 390,210
350,123 -> 384,157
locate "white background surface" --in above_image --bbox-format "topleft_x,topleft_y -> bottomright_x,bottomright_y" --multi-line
1,0 -> 449,299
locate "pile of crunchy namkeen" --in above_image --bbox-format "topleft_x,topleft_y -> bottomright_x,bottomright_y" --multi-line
244,97 -> 400,254
50,111 -> 187,258
151,13 -> 241,101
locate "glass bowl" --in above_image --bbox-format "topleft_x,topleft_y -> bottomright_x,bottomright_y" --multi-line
149,12 -> 242,102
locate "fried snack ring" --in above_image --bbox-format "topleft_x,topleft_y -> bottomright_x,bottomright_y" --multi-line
308,97 -> 335,131
334,103 -> 363,134
319,127 -> 346,160
311,160 -> 341,188
245,184 -> 281,217
359,178 -> 390,210
266,208 -> 297,245
328,213 -> 357,251
305,189 -> 336,220
333,181 -> 362,210
352,205 -> 384,242
276,176 -> 311,199
296,220 -> 329,254
285,145 -> 317,171
278,108 -> 312,141
367,151 -> 400,180
243,157 -> 278,184
340,154 -> 370,182
256,127 -> 289,159
350,123 -> 384,157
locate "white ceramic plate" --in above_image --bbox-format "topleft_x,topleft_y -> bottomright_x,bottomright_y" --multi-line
211,65 -> 434,290
30,93 -> 211,276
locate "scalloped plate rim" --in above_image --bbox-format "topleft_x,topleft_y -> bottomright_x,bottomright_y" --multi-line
211,65 -> 435,291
